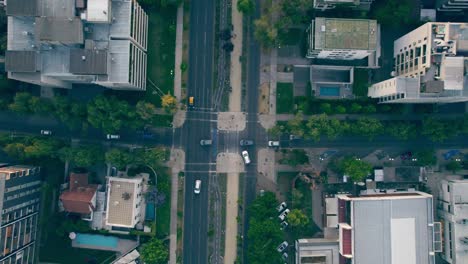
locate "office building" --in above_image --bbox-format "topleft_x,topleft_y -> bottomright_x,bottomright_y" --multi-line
5,0 -> 148,90
0,165 -> 41,264
306,17 -> 380,68
313,0 -> 375,11
368,22 -> 468,103
437,0 -> 468,12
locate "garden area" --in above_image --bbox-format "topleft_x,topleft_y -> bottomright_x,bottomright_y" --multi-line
276,83 -> 294,114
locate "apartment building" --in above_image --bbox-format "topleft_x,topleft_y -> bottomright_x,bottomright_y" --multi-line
368,22 -> 468,103
0,165 -> 41,264
306,17 -> 380,68
438,179 -> 468,264
437,0 -> 468,12
313,0 -> 375,11
105,176 -> 143,230
5,0 -> 148,91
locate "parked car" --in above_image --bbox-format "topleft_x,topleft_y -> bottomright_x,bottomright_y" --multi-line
239,139 -> 254,146
281,252 -> 288,260
276,202 -> 287,212
289,134 -> 301,140
280,221 -> 288,230
268,141 -> 280,147
188,96 -> 194,108
276,241 -> 289,253
242,150 -> 251,164
278,209 -> 290,221
41,130 -> 52,136
107,134 -> 120,140
194,180 -> 201,194
200,139 -> 212,146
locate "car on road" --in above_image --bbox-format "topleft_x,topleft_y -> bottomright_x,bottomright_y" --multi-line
319,150 -> 338,160
188,96 -> 194,108
200,139 -> 212,146
107,134 -> 120,140
268,141 -> 280,147
276,202 -> 287,212
239,139 -> 254,146
276,241 -> 288,252
278,208 -> 290,221
41,130 -> 52,136
280,221 -> 288,230
289,134 -> 301,140
242,150 -> 251,164
194,180 -> 201,194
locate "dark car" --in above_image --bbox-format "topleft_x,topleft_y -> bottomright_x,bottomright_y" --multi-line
240,139 -> 254,146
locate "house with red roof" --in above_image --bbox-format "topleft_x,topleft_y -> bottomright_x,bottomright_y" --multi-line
60,172 -> 98,221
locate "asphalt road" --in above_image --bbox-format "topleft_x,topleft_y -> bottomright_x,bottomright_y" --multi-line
181,0 -> 215,263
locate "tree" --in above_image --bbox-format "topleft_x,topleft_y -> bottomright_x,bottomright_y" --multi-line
288,209 -> 309,227
291,188 -> 303,208
136,101 -> 156,121
247,219 -> 283,264
23,138 -> 59,159
249,192 -> 278,220
319,103 -> 333,114
254,15 -> 277,48
73,146 -> 104,167
140,238 -> 169,264
87,95 -> 135,133
3,143 -> 27,160
105,148 -> 133,170
415,149 -> 437,166
9,92 -> 32,113
373,0 -> 414,27
267,125 -> 283,138
387,122 -> 417,140
134,147 -> 167,168
422,117 -> 456,143
161,94 -> 178,114
281,149 -> 309,166
350,103 -> 362,113
351,117 -> 383,140
287,112 -> 305,137
29,96 -> 53,114
339,157 -> 372,182
446,161 -> 462,174
335,105 -> 346,114
237,0 -> 255,14
362,104 -> 376,114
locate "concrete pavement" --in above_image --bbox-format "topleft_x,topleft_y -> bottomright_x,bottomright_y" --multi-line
169,148 -> 185,264
224,173 -> 240,264
228,0 -> 243,112
174,4 -> 184,100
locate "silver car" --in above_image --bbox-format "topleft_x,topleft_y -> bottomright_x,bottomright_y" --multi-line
276,241 -> 289,252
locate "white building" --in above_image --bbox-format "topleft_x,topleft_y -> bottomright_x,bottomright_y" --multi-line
5,0 -> 148,91
313,0 -> 375,11
306,17 -> 380,68
437,0 -> 468,12
439,179 -> 468,264
368,22 -> 468,103
105,176 -> 144,229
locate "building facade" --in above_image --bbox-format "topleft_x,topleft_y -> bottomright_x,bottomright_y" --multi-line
5,0 -> 148,91
439,179 -> 468,264
437,0 -> 468,12
306,17 -> 380,68
313,0 -> 375,11
368,22 -> 468,103
0,165 -> 41,264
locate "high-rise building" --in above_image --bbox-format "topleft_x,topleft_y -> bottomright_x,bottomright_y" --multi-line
313,0 -> 375,11
5,0 -> 148,91
436,0 -> 468,12
368,22 -> 468,103
306,17 -> 381,68
0,165 -> 41,264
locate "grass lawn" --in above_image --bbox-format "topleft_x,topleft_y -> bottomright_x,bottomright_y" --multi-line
276,83 -> 294,114
156,167 -> 172,239
146,6 -> 177,107
353,69 -> 370,97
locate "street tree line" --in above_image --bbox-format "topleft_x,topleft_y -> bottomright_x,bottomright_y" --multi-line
268,113 -> 468,142
5,92 -> 178,133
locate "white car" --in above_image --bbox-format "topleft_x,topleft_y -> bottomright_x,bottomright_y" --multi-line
280,221 -> 288,230
194,180 -> 201,194
276,202 -> 287,212
107,134 -> 120,140
279,208 -> 290,221
268,141 -> 280,147
276,241 -> 289,252
41,130 -> 52,136
242,150 -> 251,164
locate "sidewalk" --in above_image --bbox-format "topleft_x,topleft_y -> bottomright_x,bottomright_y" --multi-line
173,5 -> 184,100
276,112 -> 467,121
168,147 -> 185,264
224,173 -> 239,264
228,0 -> 243,112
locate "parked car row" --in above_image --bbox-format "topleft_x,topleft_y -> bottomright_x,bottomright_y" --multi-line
276,201 -> 290,261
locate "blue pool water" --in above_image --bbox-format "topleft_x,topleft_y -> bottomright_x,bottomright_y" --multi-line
320,86 -> 340,96
75,234 -> 118,248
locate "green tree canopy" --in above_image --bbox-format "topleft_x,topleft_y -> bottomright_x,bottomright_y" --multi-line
446,161 -> 462,174
136,101 -> 156,121
288,209 -> 309,227
237,0 -> 255,14
248,191 -> 278,220
387,122 -> 417,140
105,148 -> 133,170
8,92 -> 32,113
415,149 -> 437,166
339,157 -> 372,182
140,238 -> 169,264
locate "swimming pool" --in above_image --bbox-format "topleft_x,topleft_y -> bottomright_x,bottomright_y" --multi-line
75,233 -> 118,249
320,86 -> 340,96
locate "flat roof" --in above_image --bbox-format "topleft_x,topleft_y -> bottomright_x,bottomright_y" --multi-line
6,0 -> 39,16
106,177 -> 142,227
87,0 -> 111,22
352,195 -> 435,264
314,17 -> 378,50
35,17 -> 84,44
5,50 -> 39,73
69,49 -> 108,75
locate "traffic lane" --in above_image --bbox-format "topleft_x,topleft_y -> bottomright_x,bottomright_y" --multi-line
183,171 -> 209,264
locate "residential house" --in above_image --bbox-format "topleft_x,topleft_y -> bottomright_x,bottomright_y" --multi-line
368,22 -> 468,103
306,17 -> 380,68
5,0 -> 148,90
0,165 -> 41,264
60,172 -> 98,221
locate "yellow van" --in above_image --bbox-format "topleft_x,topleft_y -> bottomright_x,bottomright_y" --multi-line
188,96 -> 194,108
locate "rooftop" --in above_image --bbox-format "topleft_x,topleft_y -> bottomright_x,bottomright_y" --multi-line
295,238 -> 339,264
69,49 -> 108,75
5,0 -> 39,16
35,17 -> 84,44
106,177 -> 143,228
314,17 -> 378,51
